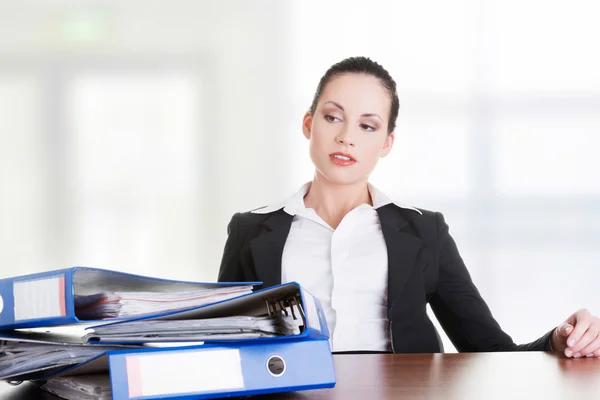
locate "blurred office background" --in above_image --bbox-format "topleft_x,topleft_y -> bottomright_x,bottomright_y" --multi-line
0,0 -> 598,352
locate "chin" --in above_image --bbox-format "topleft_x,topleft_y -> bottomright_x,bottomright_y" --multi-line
316,167 -> 368,186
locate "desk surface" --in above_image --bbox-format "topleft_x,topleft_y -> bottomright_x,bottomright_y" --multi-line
1,352 -> 599,399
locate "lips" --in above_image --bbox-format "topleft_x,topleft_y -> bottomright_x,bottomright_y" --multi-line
329,152 -> 357,166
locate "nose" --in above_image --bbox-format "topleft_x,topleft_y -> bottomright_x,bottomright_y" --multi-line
335,125 -> 356,147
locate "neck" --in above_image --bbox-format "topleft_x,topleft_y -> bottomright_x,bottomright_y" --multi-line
303,172 -> 372,229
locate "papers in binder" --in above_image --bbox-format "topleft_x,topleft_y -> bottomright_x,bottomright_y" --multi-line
84,282 -> 329,345
41,374 -> 112,400
0,341 -> 129,382
73,286 -> 252,319
83,314 -> 299,344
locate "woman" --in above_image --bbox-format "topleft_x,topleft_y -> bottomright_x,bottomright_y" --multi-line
218,56 -> 599,357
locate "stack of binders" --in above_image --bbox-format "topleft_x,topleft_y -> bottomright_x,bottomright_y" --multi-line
0,267 -> 336,399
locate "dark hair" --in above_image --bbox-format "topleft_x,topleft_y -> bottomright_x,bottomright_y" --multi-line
309,56 -> 400,134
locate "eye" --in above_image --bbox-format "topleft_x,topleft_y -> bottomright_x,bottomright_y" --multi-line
360,123 -> 375,132
324,114 -> 340,123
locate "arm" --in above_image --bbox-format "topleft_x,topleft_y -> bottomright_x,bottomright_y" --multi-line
429,212 -> 554,352
217,212 -> 245,282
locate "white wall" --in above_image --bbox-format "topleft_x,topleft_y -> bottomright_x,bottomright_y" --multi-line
0,0 -> 291,280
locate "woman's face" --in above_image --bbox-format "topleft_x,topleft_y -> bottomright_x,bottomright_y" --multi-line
303,73 -> 394,186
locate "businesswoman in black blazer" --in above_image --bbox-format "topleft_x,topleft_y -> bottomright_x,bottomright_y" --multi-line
218,56 -> 600,357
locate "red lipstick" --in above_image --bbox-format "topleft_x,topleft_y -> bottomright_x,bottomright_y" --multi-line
329,152 -> 357,166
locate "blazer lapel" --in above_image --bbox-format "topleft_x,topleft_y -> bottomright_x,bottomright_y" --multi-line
249,210 -> 294,289
377,205 -> 424,313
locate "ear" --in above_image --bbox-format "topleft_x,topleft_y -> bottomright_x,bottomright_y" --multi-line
380,131 -> 395,158
302,111 -> 313,140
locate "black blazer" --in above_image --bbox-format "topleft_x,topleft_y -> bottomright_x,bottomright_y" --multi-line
217,203 -> 554,353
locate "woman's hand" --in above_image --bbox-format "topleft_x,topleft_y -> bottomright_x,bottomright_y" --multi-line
551,309 -> 600,358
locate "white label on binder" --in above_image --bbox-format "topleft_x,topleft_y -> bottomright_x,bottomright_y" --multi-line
126,348 -> 244,398
13,275 -> 66,321
303,290 -> 321,332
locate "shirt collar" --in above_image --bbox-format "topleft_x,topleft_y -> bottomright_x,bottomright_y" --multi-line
251,182 -> 422,215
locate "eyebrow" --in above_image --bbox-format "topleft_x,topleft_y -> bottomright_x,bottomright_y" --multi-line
323,101 -> 383,122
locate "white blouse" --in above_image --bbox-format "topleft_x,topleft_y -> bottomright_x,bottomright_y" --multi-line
252,182 -> 421,352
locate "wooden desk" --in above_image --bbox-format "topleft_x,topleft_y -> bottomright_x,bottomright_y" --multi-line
264,352 -> 600,400
1,352 -> 599,399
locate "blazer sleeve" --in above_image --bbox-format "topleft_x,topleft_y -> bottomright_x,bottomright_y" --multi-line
217,212 -> 245,282
429,211 -> 555,352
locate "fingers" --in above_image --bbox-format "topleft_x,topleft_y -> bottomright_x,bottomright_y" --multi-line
557,323 -> 574,338
578,338 -> 600,358
566,319 -> 591,353
555,309 -> 600,358
564,310 -> 600,357
568,328 -> 598,357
